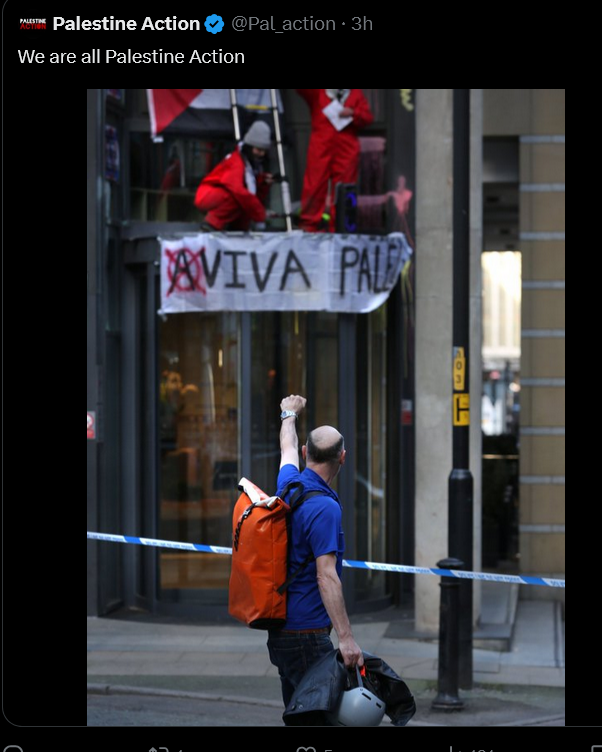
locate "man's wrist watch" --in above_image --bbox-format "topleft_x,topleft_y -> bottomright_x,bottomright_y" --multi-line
280,410 -> 298,421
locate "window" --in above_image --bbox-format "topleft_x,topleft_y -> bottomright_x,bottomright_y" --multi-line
250,312 -> 339,493
158,312 -> 239,592
129,133 -> 232,222
356,305 -> 388,600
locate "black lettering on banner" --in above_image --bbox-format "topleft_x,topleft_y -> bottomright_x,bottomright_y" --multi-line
386,242 -> 399,286
373,244 -> 383,293
358,247 -> 372,292
168,249 -> 197,295
199,248 -> 221,288
280,250 -> 311,291
251,251 -> 278,292
340,246 -> 359,295
224,250 -> 246,289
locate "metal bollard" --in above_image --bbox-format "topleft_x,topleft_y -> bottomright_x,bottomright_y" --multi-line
431,558 -> 465,710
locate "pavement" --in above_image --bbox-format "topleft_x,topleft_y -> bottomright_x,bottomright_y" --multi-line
87,583 -> 565,727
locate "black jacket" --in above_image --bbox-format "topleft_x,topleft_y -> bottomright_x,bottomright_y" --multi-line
283,649 -> 416,726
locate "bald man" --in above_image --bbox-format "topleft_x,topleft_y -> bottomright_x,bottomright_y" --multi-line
267,394 -> 363,709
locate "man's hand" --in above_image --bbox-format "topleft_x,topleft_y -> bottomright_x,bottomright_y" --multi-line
338,635 -> 364,669
279,395 -> 306,469
280,394 -> 306,416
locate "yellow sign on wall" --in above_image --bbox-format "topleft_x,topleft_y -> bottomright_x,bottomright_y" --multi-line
453,393 -> 470,426
453,347 -> 466,391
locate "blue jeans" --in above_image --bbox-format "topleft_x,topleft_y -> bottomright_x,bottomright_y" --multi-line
267,629 -> 334,707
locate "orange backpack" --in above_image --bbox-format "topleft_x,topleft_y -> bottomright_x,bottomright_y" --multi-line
228,477 -> 322,629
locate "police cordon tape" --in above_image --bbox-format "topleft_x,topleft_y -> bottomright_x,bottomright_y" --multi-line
87,531 -> 565,588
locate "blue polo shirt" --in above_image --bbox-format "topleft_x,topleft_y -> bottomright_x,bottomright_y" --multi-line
277,464 -> 345,630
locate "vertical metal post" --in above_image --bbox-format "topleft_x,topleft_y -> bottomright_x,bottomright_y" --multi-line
229,89 -> 241,141
338,314 -> 357,613
449,88 -> 474,689
432,558 -> 465,710
146,262 -> 159,612
240,313 -> 252,482
87,88 -> 102,615
270,89 -> 293,232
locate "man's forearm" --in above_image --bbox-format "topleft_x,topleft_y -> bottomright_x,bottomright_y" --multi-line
280,418 -> 298,454
317,566 -> 363,667
317,567 -> 354,640
280,417 -> 299,469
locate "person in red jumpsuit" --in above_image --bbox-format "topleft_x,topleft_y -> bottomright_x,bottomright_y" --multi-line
194,121 -> 274,231
296,89 -> 373,232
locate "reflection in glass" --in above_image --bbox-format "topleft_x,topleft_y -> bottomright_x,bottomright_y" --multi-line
158,312 -> 239,592
356,305 -> 387,600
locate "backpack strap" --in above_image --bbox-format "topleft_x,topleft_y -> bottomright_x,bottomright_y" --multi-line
276,488 -> 324,595
278,480 -> 303,506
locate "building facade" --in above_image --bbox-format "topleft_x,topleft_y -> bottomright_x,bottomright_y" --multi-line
87,88 -> 417,616
483,89 -> 565,600
87,88 -> 565,622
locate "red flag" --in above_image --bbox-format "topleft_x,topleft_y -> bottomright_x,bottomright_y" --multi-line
148,89 -> 203,137
147,89 -> 283,139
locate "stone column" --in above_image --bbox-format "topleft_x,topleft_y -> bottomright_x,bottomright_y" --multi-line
415,89 -> 483,632
415,89 -> 454,632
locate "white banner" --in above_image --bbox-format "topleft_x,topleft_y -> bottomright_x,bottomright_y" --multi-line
160,232 -> 412,314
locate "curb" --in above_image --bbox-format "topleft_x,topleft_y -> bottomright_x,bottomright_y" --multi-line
87,683 -> 283,709
494,714 -> 566,727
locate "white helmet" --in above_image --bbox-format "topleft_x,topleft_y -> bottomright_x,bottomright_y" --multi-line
327,665 -> 386,726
